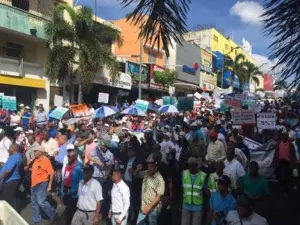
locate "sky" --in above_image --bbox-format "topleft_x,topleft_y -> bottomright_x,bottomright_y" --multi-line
75,0 -> 278,73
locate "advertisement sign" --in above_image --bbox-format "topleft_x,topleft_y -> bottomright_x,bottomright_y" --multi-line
149,64 -> 167,91
200,49 -> 212,73
199,72 -> 217,91
2,96 -> 16,110
224,96 -> 242,108
178,97 -> 194,112
232,109 -> 255,125
257,112 -> 276,130
94,69 -> 132,90
49,106 -> 68,120
127,61 -> 149,83
98,93 -> 109,103
136,99 -> 149,113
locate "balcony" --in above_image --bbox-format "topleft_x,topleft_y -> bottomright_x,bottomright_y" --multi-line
0,3 -> 50,39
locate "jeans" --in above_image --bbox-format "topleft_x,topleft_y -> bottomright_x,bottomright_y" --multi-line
181,209 -> 203,225
31,182 -> 56,223
136,208 -> 161,225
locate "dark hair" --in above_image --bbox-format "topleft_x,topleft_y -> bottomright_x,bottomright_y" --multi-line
249,161 -> 259,169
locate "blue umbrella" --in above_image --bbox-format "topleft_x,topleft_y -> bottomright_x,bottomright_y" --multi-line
148,102 -> 159,111
94,106 -> 118,119
158,105 -> 179,113
121,106 -> 147,116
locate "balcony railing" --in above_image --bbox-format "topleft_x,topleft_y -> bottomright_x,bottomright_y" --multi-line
0,3 -> 50,39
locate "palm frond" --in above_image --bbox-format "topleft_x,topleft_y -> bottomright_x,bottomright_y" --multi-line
121,0 -> 191,57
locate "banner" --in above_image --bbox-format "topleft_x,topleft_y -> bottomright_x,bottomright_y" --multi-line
127,61 -> 149,83
71,104 -> 91,120
2,96 -> 16,110
242,99 -> 256,107
136,99 -> 149,113
54,95 -> 63,107
199,72 -> 217,91
98,93 -> 109,103
49,106 -> 68,120
178,97 -> 194,112
94,69 -> 132,90
224,96 -> 242,108
257,112 -> 276,130
0,93 -> 3,106
200,49 -> 212,73
264,74 -> 274,91
232,109 -> 255,125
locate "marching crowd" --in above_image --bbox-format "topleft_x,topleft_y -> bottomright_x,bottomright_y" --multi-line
0,97 -> 300,225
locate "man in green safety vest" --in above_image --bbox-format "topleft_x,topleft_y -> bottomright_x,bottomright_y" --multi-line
182,157 -> 216,225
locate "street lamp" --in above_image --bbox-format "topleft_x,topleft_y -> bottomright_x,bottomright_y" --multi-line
221,47 -> 240,88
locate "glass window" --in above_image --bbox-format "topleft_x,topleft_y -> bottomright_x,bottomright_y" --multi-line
12,0 -> 29,11
6,43 -> 23,59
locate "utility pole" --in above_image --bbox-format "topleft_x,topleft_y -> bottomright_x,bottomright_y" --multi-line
138,23 -> 143,99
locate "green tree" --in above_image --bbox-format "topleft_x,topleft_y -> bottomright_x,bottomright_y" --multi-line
45,3 -> 121,103
154,70 -> 177,88
239,62 -> 263,91
121,0 -> 191,57
274,80 -> 288,90
223,54 -> 246,88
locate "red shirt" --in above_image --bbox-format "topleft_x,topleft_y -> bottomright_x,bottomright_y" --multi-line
64,160 -> 77,188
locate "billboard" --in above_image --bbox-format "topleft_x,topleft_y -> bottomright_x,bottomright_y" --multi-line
264,74 -> 274,91
200,49 -> 212,73
199,72 -> 217,91
126,61 -> 149,85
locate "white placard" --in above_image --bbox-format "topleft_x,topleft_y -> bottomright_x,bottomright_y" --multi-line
232,109 -> 255,125
54,95 -> 63,107
98,93 -> 109,103
257,112 -> 276,130
194,92 -> 202,100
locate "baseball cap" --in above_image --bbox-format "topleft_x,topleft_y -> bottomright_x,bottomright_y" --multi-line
19,104 -> 24,107
118,131 -> 126,137
25,106 -> 30,110
217,175 -> 231,185
0,128 -> 5,134
33,145 -> 46,153
146,152 -> 162,164
25,130 -> 34,134
67,144 -> 75,150
14,127 -> 23,132
164,132 -> 172,138
210,131 -> 218,138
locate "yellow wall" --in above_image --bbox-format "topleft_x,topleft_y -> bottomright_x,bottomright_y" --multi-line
211,28 -> 255,64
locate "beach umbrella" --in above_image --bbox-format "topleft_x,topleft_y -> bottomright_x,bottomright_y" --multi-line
94,106 -> 118,119
158,105 -> 179,113
148,102 -> 159,111
121,106 -> 147,116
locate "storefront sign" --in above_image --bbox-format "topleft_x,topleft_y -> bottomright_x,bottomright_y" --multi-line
98,93 -> 109,103
182,65 -> 197,75
126,61 -> 148,83
2,96 -> 16,110
199,72 -> 217,91
136,99 -> 149,113
200,49 -> 212,73
232,109 -> 255,125
94,70 -> 132,90
257,112 -> 276,130
149,64 -> 168,91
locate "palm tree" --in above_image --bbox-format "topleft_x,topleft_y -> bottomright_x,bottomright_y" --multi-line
45,3 -> 121,103
239,62 -> 263,91
274,80 -> 288,90
223,54 -> 245,89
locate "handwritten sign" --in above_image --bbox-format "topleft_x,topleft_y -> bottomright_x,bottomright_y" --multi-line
136,99 -> 149,113
232,109 -> 255,125
257,112 -> 276,130
224,96 -> 242,108
54,95 -> 63,107
2,96 -> 16,110
49,106 -> 68,120
98,93 -> 109,103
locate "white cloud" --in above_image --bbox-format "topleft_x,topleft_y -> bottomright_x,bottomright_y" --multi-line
230,1 -> 264,25
252,54 -> 279,73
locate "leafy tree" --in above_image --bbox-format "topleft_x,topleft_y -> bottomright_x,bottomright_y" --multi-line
45,3 -> 121,102
223,54 -> 245,88
263,0 -> 299,91
274,80 -> 288,90
154,70 -> 177,88
239,62 -> 263,91
121,0 -> 191,57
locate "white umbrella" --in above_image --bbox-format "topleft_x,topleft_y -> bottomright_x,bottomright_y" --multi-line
158,105 -> 179,113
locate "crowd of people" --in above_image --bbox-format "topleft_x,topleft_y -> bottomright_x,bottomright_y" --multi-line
0,96 -> 299,225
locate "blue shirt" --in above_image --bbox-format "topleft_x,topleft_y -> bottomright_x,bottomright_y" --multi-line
196,129 -> 204,141
22,112 -> 32,126
0,153 -> 23,183
55,136 -> 76,164
183,174 -> 203,211
49,128 -> 58,139
209,191 -> 236,225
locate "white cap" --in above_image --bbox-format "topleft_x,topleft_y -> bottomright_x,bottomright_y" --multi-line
104,123 -> 109,127
67,144 -> 75,150
164,125 -> 170,130
19,104 -> 24,107
25,106 -> 30,110
152,113 -> 156,117
25,130 -> 34,134
14,127 -> 23,132
144,121 -> 149,125
216,120 -> 221,125
179,131 -> 186,137
164,132 -> 172,138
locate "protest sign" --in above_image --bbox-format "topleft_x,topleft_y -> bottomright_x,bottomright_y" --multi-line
224,96 -> 242,108
248,104 -> 261,113
64,118 -> 81,125
0,93 -> 4,106
194,92 -> 202,100
49,106 -> 68,120
232,109 -> 255,125
177,97 -> 194,112
2,96 -> 16,110
257,112 -> 276,130
242,99 -> 256,107
234,94 -> 247,100
54,95 -> 63,107
71,104 -> 91,120
136,99 -> 149,113
98,93 -> 109,103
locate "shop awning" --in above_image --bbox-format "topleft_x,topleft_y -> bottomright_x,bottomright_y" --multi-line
0,75 -> 46,89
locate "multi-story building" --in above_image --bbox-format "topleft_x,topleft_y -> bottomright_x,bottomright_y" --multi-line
0,0 -> 53,110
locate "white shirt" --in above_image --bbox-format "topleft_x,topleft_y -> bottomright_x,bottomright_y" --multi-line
226,210 -> 269,225
10,115 -> 20,126
111,180 -> 130,221
218,133 -> 227,151
124,157 -> 135,183
206,140 -> 226,162
0,137 -> 12,163
174,144 -> 182,161
224,159 -> 245,189
160,140 -> 175,154
77,178 -> 103,211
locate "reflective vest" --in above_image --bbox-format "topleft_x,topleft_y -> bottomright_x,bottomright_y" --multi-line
182,170 -> 206,205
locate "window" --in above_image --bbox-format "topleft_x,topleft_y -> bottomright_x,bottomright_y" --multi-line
12,0 -> 29,11
148,50 -> 157,64
213,35 -> 218,42
6,42 -> 23,59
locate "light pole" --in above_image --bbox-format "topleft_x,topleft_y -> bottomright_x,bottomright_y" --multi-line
138,33 -> 143,99
221,47 -> 240,88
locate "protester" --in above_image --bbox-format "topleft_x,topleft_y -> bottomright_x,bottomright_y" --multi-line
0,128 -> 12,164
206,132 -> 226,163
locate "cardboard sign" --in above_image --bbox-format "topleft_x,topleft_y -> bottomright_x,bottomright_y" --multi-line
248,104 -> 262,113
224,96 -> 242,108
54,95 -> 63,107
194,92 -> 202,100
257,112 -> 276,130
71,104 -> 91,120
0,93 -> 4,106
49,106 -> 68,120
2,96 -> 16,110
232,109 -> 255,125
178,97 -> 194,112
98,93 -> 109,103
136,99 -> 149,113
